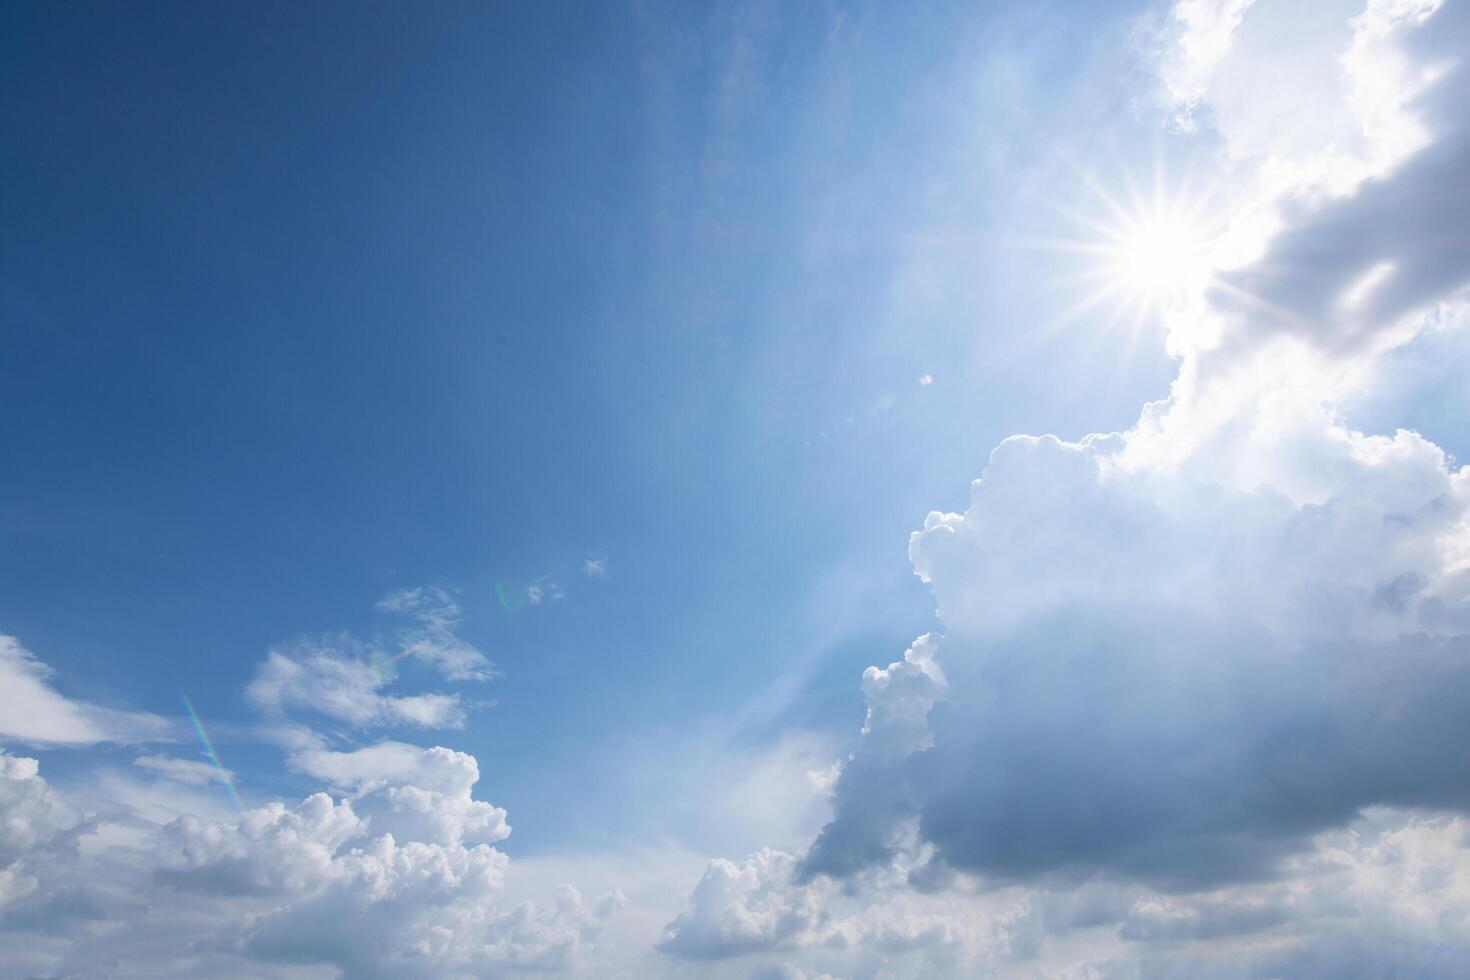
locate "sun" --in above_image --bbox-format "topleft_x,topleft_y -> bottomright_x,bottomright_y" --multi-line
1108,209 -> 1209,306
981,163 -> 1230,378
1029,163 -> 1226,359
1071,167 -> 1220,315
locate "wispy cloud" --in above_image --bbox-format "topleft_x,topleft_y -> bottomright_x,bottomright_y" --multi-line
0,634 -> 170,747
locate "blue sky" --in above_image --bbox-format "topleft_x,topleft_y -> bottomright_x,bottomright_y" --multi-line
2,0 -> 1172,842
4,1 -> 1470,978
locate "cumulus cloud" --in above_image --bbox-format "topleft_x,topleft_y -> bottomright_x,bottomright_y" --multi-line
665,2 -> 1470,976
755,965 -> 840,980
1206,25 -> 1470,375
659,845 -> 971,969
802,0 -> 1470,893
800,636 -> 945,881
1159,0 -> 1443,193
152,771 -> 616,979
155,792 -> 366,896
6,3 -> 1469,978
1168,0 -> 1468,370
833,423 -> 1470,884
149,790 -> 610,978
0,634 -> 170,746
1091,810 -> 1470,976
660,849 -> 826,960
0,610 -> 612,979
286,740 -> 511,848
0,748 -> 619,979
0,751 -> 85,913
664,809 -> 1470,977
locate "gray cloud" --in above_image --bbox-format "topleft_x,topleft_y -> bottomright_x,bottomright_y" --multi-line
1207,1 -> 1470,367
803,413 -> 1470,891
798,1 -> 1470,902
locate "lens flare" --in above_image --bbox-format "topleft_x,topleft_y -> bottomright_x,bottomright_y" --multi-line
182,693 -> 244,813
496,570 -> 558,615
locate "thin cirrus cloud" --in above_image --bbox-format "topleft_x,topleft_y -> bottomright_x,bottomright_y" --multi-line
373,586 -> 498,682
133,754 -> 230,787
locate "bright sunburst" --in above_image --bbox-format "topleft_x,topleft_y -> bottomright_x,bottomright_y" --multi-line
1112,211 -> 1206,302
1032,162 -> 1227,363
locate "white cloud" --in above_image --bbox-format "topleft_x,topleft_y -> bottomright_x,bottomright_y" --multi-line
155,792 -> 367,896
0,611 -> 613,978
247,643 -> 468,729
0,637 -> 99,745
376,585 -> 496,681
133,754 -> 229,787
0,751 -> 84,896
1159,0 -> 1465,365
803,277 -> 1470,896
0,634 -> 170,747
526,580 -> 563,605
0,749 -> 620,979
660,808 -> 1470,977
660,841 -> 1010,973
1159,0 -> 1439,191
159,789 -> 617,979
243,587 -> 498,733
756,967 -> 840,980
667,3 -> 1470,976
858,634 -> 945,762
1158,0 -> 1257,127
660,850 -> 825,960
286,740 -> 511,848
5,3 -> 1470,978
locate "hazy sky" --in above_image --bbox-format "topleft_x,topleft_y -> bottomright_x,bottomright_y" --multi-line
3,1 -> 1470,977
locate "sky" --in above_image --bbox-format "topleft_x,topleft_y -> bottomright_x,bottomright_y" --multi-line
2,0 -> 1469,977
